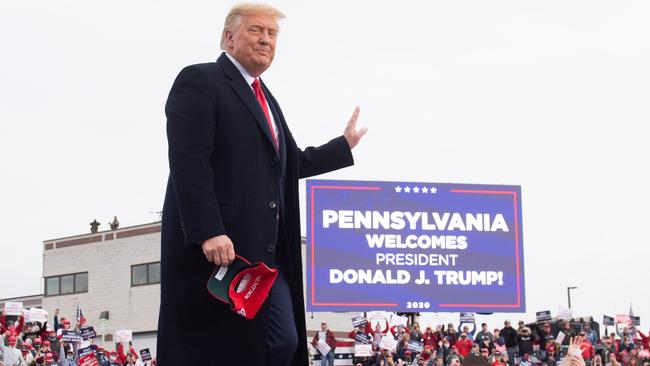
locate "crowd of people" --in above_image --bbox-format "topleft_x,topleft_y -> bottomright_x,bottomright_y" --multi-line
311,317 -> 650,366
0,309 -> 155,366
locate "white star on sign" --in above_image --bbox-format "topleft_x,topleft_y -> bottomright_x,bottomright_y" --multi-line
430,186 -> 437,193
395,186 -> 402,193
404,186 -> 411,193
413,186 -> 420,193
421,187 -> 429,193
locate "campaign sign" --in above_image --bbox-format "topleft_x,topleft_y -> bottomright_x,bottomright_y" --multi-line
352,316 -> 368,328
115,329 -> 133,343
460,313 -> 475,323
77,345 -> 99,366
81,326 -> 97,340
140,348 -> 153,362
61,330 -> 83,343
407,340 -> 424,353
355,332 -> 372,344
603,316 -> 615,326
29,308 -> 48,323
536,311 -> 552,322
306,179 -> 525,312
3,302 -> 23,316
355,344 -> 374,357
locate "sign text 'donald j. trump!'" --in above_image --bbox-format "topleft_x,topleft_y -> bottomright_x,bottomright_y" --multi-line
306,179 -> 525,312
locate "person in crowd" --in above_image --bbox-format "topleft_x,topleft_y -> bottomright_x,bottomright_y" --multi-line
312,322 -> 337,366
460,325 -> 476,341
583,323 -> 598,345
594,354 -> 603,366
476,324 -> 495,351
18,344 -> 32,365
0,315 -> 24,337
470,343 -> 481,356
637,330 -> 650,350
478,346 -> 490,360
423,327 -> 440,350
117,341 -> 139,364
500,321 -> 518,366
559,321 -> 576,347
538,322 -> 555,359
580,333 -> 596,366
517,326 -> 535,360
518,322 -> 526,333
492,352 -> 509,366
456,333 -> 473,357
445,325 -> 458,347
350,323 -> 374,345
411,324 -> 423,342
620,335 -> 637,354
58,345 -> 76,366
546,341 -> 562,364
445,346 -> 463,366
426,355 -> 444,366
396,333 -> 411,362
0,332 -> 26,366
439,337 -> 452,365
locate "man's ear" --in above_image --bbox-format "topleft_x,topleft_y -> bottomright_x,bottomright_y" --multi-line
225,30 -> 234,50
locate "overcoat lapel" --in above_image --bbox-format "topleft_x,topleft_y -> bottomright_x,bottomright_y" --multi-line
218,53 -> 279,156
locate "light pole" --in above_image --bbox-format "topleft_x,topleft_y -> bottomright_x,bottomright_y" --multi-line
567,286 -> 578,309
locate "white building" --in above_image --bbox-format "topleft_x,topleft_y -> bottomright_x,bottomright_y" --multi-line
41,222 -> 358,359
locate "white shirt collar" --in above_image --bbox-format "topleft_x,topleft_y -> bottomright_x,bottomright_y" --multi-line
225,52 -> 258,88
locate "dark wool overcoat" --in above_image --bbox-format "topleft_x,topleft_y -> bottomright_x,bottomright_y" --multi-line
157,53 -> 354,365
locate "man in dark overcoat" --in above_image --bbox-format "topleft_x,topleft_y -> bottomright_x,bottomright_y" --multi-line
157,4 -> 367,366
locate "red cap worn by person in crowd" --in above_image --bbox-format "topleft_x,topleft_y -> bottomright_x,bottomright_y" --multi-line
45,352 -> 54,362
207,255 -> 278,320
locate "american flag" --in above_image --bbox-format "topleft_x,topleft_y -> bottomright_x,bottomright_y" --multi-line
76,303 -> 86,325
313,341 -> 355,366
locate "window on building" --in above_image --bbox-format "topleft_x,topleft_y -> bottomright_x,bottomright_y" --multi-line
131,262 -> 161,286
45,272 -> 88,297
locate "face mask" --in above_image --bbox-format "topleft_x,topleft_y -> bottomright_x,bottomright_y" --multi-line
49,336 -> 56,341
67,356 -> 74,360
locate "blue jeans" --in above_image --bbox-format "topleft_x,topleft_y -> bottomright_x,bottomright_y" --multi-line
321,350 -> 335,366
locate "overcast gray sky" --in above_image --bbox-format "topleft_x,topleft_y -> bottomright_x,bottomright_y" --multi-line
1,0 -> 649,325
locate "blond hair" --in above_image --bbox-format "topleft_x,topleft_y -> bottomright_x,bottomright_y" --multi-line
220,4 -> 286,50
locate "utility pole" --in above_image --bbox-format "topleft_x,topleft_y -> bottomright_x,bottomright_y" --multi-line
567,286 -> 578,309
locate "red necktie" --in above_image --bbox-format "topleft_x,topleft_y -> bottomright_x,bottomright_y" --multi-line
252,79 -> 278,150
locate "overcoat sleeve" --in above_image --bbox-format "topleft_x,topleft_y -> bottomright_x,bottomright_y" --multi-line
165,65 -> 226,246
297,135 -> 354,178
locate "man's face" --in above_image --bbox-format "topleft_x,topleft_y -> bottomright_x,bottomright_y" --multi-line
321,323 -> 327,332
436,358 -> 444,366
482,324 -> 488,331
226,13 -> 278,77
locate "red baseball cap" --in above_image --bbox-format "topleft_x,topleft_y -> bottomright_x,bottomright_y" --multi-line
207,255 -> 278,320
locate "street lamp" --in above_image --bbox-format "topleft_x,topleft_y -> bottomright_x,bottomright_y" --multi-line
567,286 -> 578,309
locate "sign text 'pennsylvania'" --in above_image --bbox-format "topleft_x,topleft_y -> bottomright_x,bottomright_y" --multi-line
306,179 -> 525,312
